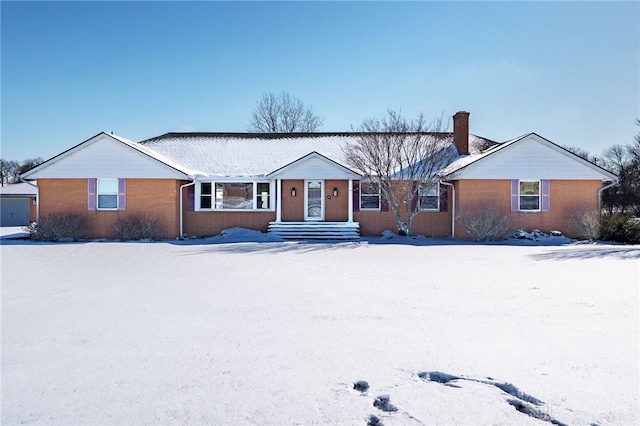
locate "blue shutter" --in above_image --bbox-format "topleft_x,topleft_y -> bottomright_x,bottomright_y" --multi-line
87,178 -> 96,211
117,179 -> 126,211
510,180 -> 519,212
541,179 -> 550,212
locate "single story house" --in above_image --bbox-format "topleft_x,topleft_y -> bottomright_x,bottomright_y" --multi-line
20,112 -> 617,240
0,182 -> 37,226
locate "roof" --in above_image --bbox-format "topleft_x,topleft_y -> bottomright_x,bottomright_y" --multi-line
21,132 -> 193,180
443,132 -> 617,181
0,182 -> 37,196
139,132 -> 496,178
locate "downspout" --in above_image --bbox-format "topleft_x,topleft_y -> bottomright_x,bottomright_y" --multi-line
179,179 -> 196,239
20,178 -> 39,222
440,180 -> 455,238
597,178 -> 618,219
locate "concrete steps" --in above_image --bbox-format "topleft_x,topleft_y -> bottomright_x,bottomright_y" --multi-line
268,221 -> 360,241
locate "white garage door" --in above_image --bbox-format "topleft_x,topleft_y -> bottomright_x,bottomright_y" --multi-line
1,198 -> 31,226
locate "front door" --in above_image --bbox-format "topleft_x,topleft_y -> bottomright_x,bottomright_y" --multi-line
304,180 -> 324,221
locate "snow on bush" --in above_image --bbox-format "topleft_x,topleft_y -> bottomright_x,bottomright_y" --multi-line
23,213 -> 88,241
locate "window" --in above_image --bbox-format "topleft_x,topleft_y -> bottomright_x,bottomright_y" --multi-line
200,182 -> 212,209
419,182 -> 439,210
199,181 -> 271,210
256,182 -> 270,209
216,183 -> 253,209
519,181 -> 540,211
97,179 -> 118,210
360,182 -> 380,210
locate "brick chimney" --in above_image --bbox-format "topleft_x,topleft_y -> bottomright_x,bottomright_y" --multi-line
453,111 -> 470,155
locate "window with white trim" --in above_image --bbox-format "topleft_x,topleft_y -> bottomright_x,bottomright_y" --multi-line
97,179 -> 118,210
199,181 -> 271,210
360,181 -> 380,210
418,182 -> 439,211
519,180 -> 540,211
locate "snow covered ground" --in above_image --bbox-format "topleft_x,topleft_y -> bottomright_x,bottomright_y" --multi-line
1,230 -> 638,425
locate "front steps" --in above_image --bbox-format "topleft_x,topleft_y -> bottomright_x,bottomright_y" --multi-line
268,221 -> 360,241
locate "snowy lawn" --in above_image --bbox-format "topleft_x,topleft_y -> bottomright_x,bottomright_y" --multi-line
1,233 -> 638,425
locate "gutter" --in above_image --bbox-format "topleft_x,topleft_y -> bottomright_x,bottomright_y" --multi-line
440,180 -> 455,238
179,179 -> 196,239
597,178 -> 619,219
19,178 -> 39,222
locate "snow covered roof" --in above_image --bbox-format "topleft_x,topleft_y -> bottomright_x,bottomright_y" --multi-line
0,182 -> 37,196
138,132 -> 496,178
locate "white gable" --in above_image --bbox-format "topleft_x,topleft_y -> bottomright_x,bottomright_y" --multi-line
268,152 -> 360,180
22,133 -> 190,180
450,134 -> 616,180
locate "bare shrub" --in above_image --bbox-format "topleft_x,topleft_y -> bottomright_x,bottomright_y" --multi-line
23,213 -> 87,241
111,215 -> 162,240
457,207 -> 513,241
61,213 -> 88,241
569,210 -> 601,241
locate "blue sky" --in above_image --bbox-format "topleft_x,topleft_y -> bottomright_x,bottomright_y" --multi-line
2,1 -> 638,161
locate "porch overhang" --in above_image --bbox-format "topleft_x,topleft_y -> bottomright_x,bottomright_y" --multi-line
267,151 -> 361,180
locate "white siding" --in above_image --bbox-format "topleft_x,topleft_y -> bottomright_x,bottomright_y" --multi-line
453,136 -> 613,180
26,135 -> 187,179
270,154 -> 360,180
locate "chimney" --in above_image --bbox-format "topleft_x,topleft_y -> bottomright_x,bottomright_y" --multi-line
453,111 -> 470,155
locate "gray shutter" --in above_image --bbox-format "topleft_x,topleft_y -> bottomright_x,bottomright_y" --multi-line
187,185 -> 195,211
117,179 -> 126,211
541,179 -> 550,212
510,180 -> 519,212
88,178 -> 96,211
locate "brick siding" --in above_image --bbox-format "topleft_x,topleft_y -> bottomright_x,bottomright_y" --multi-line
37,178 -> 181,239
38,177 -> 602,240
454,179 -> 602,238
355,185 -> 452,237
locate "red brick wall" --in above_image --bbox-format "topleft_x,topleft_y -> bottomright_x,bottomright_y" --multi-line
355,183 -> 453,237
183,210 -> 276,237
181,179 -> 352,236
454,179 -> 602,238
324,180 -> 349,222
37,178 -> 181,239
280,179 -> 304,221
38,177 -> 602,240
29,197 -> 36,223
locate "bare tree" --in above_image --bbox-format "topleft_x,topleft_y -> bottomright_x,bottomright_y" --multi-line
344,110 -> 458,236
563,145 -> 600,166
601,144 -> 640,215
0,158 -> 43,186
0,159 -> 19,186
630,119 -> 640,167
17,157 -> 44,176
248,91 -> 324,133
